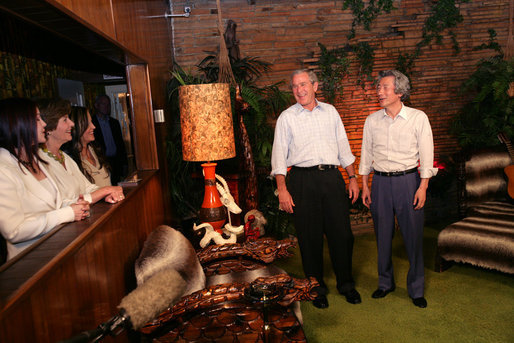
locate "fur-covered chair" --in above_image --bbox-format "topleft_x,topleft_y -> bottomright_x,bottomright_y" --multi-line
137,226 -> 317,342
436,147 -> 514,274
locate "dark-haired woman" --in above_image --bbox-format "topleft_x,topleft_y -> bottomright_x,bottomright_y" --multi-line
39,99 -> 124,204
63,106 -> 111,187
0,98 -> 90,261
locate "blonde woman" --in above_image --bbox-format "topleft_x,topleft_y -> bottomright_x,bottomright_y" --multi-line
39,99 -> 124,205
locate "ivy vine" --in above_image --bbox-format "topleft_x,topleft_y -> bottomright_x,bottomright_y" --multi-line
343,0 -> 396,39
473,29 -> 503,57
396,0 -> 470,76
314,0 -> 393,101
318,42 -> 350,104
353,42 -> 375,87
317,0 -> 470,101
317,42 -> 375,103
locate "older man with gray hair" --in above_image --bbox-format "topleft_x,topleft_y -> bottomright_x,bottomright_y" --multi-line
359,70 -> 438,308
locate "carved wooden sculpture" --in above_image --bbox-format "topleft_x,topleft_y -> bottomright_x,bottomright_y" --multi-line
140,275 -> 318,342
139,237 -> 316,342
197,237 -> 296,276
244,209 -> 267,240
224,19 -> 240,61
193,174 -> 244,248
236,89 -> 259,213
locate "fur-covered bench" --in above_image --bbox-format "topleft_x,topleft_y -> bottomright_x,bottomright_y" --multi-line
436,148 -> 514,274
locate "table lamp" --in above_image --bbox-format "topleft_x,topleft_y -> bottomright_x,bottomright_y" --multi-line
179,83 -> 236,234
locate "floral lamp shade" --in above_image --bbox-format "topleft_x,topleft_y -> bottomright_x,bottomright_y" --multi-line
179,83 -> 235,162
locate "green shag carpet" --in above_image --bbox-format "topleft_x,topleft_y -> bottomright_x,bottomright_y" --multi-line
275,226 -> 514,343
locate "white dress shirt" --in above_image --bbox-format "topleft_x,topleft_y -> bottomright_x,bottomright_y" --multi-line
40,149 -> 99,205
0,148 -> 75,260
271,101 -> 356,176
359,104 -> 438,179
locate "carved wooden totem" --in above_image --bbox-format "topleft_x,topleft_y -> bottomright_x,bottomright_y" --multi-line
236,88 -> 258,213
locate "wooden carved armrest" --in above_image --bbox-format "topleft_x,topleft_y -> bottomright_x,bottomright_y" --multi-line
197,237 -> 297,266
140,274 -> 318,336
197,237 -> 297,275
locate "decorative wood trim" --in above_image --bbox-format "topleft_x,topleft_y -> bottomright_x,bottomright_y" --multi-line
126,64 -> 159,170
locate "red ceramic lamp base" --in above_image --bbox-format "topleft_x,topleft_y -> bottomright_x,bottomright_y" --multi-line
198,162 -> 226,234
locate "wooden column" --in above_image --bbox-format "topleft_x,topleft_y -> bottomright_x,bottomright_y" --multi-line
126,64 -> 159,170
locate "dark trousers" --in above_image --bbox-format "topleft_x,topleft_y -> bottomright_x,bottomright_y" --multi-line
107,155 -> 126,186
370,172 -> 425,298
289,167 -> 355,295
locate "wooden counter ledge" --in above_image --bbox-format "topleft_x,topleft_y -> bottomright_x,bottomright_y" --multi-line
0,169 -> 165,343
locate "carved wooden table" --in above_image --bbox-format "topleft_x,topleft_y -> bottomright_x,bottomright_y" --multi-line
139,239 -> 318,342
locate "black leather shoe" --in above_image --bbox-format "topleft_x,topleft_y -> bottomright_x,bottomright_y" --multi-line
340,288 -> 362,304
371,287 -> 395,299
312,295 -> 329,309
412,297 -> 427,308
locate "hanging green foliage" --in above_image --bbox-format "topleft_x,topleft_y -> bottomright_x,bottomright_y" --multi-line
421,0 -> 468,48
342,0 -> 396,39
317,41 -> 375,102
353,41 -> 375,87
396,0 -> 469,77
472,29 -> 503,57
318,42 -> 350,104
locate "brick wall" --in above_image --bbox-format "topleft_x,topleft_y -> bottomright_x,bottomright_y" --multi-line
170,0 -> 511,167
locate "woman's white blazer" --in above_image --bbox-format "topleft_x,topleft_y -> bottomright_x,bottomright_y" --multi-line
39,149 -> 99,205
0,148 -> 75,260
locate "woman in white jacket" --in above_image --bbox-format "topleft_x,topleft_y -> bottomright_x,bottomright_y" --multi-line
0,98 -> 90,261
38,99 -> 124,205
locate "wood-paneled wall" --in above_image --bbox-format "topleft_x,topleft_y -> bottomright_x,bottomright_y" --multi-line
112,0 -> 173,110
50,0 -> 117,39
44,0 -> 172,215
0,1 -> 171,340
127,64 -> 160,170
51,0 -> 174,218
51,0 -> 173,111
0,171 -> 164,342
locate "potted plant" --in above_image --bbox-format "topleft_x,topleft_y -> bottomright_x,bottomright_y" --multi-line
451,30 -> 514,149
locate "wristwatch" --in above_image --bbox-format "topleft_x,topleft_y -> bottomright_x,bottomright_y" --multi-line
348,175 -> 356,179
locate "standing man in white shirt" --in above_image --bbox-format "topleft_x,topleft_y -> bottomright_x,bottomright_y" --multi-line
359,70 -> 438,308
271,69 -> 361,309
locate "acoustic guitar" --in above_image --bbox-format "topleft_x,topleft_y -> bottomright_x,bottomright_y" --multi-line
498,133 -> 514,198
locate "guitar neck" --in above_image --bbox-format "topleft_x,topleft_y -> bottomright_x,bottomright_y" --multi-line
505,141 -> 514,162
498,133 -> 514,162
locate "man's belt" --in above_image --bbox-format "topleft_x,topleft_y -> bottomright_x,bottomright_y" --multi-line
374,167 -> 418,177
293,165 -> 339,171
